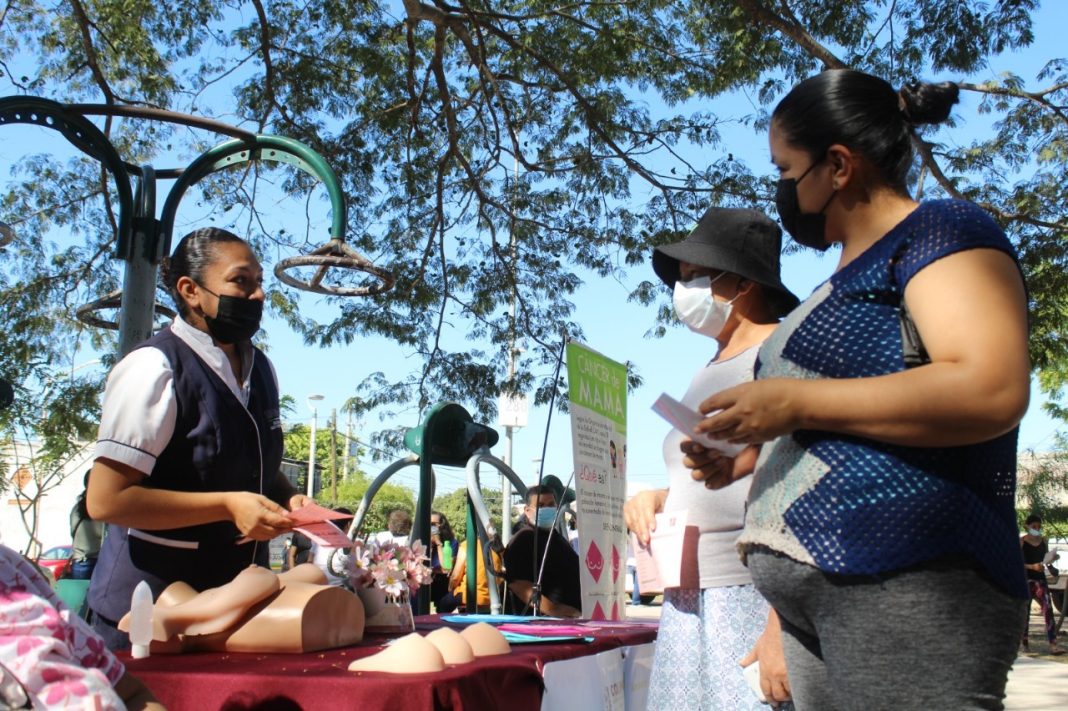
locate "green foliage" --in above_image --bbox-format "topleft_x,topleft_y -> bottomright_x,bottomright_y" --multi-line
331,471 -> 416,538
1,0 -> 1065,466
283,419 -> 370,501
1017,436 -> 1068,539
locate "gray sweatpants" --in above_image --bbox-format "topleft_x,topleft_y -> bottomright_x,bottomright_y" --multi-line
748,549 -> 1027,711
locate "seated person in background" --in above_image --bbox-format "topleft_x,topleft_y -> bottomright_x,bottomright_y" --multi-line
428,511 -> 459,609
373,509 -> 412,546
0,544 -> 162,710
286,531 -> 313,571
540,474 -> 576,511
503,486 -> 581,617
436,538 -> 502,613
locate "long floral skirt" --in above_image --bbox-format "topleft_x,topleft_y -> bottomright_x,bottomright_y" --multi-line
647,584 -> 792,710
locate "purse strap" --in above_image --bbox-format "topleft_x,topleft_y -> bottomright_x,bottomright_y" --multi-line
889,239 -> 931,368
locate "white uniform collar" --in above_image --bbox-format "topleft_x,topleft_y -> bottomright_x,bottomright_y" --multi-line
169,315 -> 254,405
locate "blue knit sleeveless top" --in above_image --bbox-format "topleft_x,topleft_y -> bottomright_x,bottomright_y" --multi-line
739,199 -> 1027,598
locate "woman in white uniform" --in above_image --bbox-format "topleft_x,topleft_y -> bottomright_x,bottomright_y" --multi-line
87,227 -> 310,649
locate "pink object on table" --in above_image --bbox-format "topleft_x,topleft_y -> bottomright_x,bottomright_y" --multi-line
497,624 -> 589,636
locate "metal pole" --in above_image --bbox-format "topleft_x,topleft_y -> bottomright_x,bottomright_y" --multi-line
307,407 -> 318,499
118,256 -> 158,357
330,408 -> 338,503
118,167 -> 161,357
342,412 -> 352,481
501,149 -> 519,544
502,425 -> 514,543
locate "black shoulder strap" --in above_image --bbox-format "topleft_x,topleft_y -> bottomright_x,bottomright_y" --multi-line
889,239 -> 931,369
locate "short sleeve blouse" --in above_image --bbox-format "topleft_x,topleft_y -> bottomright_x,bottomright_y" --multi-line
739,199 -> 1027,598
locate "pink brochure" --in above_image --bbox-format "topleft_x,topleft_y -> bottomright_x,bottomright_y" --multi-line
287,503 -> 353,547
651,393 -> 745,457
238,502 -> 353,546
294,520 -> 352,548
286,502 -> 353,525
498,624 -> 589,636
631,509 -> 700,592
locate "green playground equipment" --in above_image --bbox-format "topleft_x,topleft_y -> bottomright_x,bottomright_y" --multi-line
349,402 -> 526,615
0,96 -> 394,357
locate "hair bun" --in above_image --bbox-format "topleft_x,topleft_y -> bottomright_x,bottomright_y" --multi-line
898,81 -> 960,126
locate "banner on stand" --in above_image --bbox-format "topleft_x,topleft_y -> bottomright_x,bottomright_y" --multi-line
566,341 -> 627,620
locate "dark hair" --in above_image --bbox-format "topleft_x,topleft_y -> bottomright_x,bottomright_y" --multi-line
75,469 -> 92,520
1025,514 -> 1042,526
772,69 -> 959,191
525,485 -> 557,506
160,227 -> 246,317
387,508 -> 412,535
431,510 -> 455,541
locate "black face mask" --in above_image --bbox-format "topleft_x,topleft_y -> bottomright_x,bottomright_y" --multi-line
775,159 -> 837,251
197,284 -> 263,344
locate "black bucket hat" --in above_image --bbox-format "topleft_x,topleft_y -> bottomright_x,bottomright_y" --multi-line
652,206 -> 800,318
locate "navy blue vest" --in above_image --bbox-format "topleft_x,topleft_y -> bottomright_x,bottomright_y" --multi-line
89,327 -> 284,621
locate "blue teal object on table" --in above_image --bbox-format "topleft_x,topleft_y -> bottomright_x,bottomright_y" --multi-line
440,613 -> 542,625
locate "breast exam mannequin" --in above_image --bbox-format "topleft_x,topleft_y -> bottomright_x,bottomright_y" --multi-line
119,564 -> 364,654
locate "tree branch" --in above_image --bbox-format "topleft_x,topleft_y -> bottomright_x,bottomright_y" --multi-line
959,80 -> 1068,127
249,0 -> 277,130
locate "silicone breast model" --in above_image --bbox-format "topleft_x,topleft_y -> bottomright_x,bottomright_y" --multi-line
348,632 -> 446,673
425,627 -> 476,664
459,622 -> 511,657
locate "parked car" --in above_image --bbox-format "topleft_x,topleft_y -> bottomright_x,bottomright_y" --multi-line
35,544 -> 73,580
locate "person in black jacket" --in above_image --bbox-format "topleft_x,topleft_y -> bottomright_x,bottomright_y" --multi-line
503,486 -> 581,617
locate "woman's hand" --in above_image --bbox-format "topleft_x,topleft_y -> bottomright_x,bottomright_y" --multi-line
740,610 -> 791,706
695,379 -> 804,445
683,441 -> 760,490
623,489 -> 668,546
226,492 -> 293,540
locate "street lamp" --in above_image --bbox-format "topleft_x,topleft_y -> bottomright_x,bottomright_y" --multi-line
306,394 -> 325,498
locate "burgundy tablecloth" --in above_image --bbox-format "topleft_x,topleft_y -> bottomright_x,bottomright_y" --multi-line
123,616 -> 658,711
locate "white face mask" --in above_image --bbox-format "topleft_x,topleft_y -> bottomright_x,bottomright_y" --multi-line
1027,527 -> 1041,536
673,274 -> 734,338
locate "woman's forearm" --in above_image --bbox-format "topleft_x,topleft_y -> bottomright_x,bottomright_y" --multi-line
791,361 -> 1028,446
92,483 -> 234,530
699,248 -> 1031,449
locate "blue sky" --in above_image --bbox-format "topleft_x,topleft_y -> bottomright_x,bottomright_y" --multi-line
4,2 -> 1065,499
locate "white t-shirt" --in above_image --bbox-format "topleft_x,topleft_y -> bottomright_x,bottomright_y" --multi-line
373,531 -> 410,547
661,346 -> 758,589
